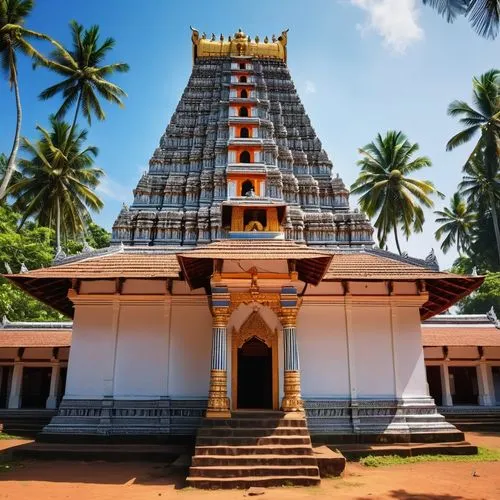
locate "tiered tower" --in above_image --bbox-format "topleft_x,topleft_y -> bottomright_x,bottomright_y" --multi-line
112,28 -> 373,247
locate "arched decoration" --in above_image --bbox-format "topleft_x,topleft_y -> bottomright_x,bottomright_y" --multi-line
239,106 -> 249,117
240,150 -> 251,163
231,311 -> 279,410
240,127 -> 249,138
239,75 -> 247,83
240,89 -> 248,99
241,179 -> 254,196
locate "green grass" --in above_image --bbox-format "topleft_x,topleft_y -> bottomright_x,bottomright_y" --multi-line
360,447 -> 500,467
0,433 -> 22,440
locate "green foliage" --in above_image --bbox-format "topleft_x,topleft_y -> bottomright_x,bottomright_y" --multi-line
422,1 -> 500,39
8,117 -> 104,248
360,447 -> 500,467
351,131 -> 442,254
434,192 -> 476,254
457,272 -> 500,314
39,20 -> 129,128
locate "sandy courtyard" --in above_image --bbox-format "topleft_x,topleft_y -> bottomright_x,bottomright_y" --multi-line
0,432 -> 499,500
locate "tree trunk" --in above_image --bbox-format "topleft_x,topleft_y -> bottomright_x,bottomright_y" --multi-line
56,198 -> 61,253
393,225 -> 402,255
489,194 -> 500,265
69,88 -> 83,140
0,65 -> 22,200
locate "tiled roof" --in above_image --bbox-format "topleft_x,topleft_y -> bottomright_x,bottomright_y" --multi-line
0,329 -> 71,347
422,327 -> 500,347
323,253 -> 459,280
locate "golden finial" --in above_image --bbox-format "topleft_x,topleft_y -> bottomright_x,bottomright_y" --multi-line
211,33 -> 216,41
255,35 -> 260,42
272,34 -> 276,42
201,32 -> 206,39
220,33 -> 224,41
228,35 -> 232,41
264,36 -> 269,43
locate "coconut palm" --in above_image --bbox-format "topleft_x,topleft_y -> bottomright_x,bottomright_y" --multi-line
0,0 -> 53,200
447,69 -> 500,261
459,149 -> 500,262
39,20 -> 129,134
8,117 -> 104,252
434,192 -> 476,254
351,131 -> 442,254
422,1 -> 500,39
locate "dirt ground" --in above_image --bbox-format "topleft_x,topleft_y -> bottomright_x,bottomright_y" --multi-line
0,432 -> 499,500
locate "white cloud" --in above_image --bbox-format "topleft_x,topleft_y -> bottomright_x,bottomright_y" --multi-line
305,80 -> 317,94
350,0 -> 424,53
96,175 -> 134,203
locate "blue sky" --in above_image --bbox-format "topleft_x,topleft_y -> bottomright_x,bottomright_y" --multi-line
1,0 -> 498,269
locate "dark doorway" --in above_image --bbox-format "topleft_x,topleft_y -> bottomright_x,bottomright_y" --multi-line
237,337 -> 272,409
492,367 -> 500,405
241,179 -> 254,196
240,150 -> 251,163
240,89 -> 248,98
449,366 -> 479,405
240,127 -> 249,138
239,107 -> 249,117
426,366 -> 443,406
239,63 -> 246,70
0,366 -> 12,408
21,367 -> 51,409
239,75 -> 247,83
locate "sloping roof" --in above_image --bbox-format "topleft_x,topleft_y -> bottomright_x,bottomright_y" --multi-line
177,240 -> 333,288
0,329 -> 71,348
5,245 -> 482,320
422,327 -> 500,347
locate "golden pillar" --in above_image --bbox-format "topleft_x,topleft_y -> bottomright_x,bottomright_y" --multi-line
206,307 -> 231,418
280,307 -> 304,412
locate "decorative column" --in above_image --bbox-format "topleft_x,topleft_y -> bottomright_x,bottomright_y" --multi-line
206,285 -> 231,418
46,362 -> 61,409
8,362 -> 23,409
440,363 -> 453,407
478,361 -> 493,406
280,286 -> 303,412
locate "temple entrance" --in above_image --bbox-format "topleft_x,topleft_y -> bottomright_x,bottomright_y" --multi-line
426,366 -> 443,406
232,311 -> 279,410
21,367 -> 51,409
0,366 -> 12,408
449,366 -> 479,405
237,337 -> 272,409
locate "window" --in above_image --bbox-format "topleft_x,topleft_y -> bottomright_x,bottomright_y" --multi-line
240,127 -> 249,138
240,151 -> 251,163
239,63 -> 246,70
241,179 -> 254,196
239,75 -> 247,83
239,107 -> 249,117
240,89 -> 248,98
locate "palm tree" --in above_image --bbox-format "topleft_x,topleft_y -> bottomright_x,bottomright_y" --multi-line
0,0 -> 53,200
447,69 -> 500,261
351,131 -> 442,254
39,20 -> 129,134
8,117 -> 104,252
422,1 -> 500,39
434,192 -> 476,254
459,149 -> 500,262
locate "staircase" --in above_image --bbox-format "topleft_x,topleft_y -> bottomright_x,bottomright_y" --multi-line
187,410 -> 320,489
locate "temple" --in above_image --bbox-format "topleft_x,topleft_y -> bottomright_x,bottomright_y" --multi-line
5,28 -> 485,488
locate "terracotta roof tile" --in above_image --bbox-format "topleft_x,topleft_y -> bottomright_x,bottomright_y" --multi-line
0,330 -> 71,347
422,327 -> 500,347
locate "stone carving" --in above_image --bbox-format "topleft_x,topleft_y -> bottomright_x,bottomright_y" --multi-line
234,311 -> 275,348
111,54 -> 374,247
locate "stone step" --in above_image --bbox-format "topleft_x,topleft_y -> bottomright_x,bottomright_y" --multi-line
186,475 -> 321,489
194,444 -> 314,456
196,435 -> 311,446
192,454 -> 318,467
202,418 -> 306,428
189,465 -> 320,478
197,426 -> 309,437
231,411 -> 286,419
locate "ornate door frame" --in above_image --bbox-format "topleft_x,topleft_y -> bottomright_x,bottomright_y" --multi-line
231,311 -> 279,410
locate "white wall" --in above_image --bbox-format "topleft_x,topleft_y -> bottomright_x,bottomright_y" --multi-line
393,306 -> 428,398
298,303 -> 349,398
351,305 -> 394,398
168,301 -> 212,398
113,302 -> 170,398
65,303 -> 117,398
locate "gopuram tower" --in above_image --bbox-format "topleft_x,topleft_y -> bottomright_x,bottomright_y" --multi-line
112,28 -> 373,247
